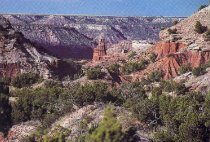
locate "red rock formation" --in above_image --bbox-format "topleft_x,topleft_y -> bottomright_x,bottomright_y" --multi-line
148,41 -> 208,79
154,41 -> 186,59
136,6 -> 210,80
93,38 -> 109,61
161,56 -> 181,79
0,63 -> 21,78
0,133 -> 6,142
134,41 -> 210,80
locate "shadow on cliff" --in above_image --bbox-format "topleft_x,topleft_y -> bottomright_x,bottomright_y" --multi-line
45,46 -> 94,60
48,59 -> 82,80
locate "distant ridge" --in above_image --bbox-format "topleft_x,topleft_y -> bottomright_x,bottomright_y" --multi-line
0,13 -> 187,18
3,14 -> 184,59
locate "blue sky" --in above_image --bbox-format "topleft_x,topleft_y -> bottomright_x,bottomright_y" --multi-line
0,0 -> 208,16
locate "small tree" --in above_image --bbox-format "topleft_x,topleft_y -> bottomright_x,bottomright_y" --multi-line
205,30 -> 210,41
149,53 -> 157,63
0,78 -> 9,94
179,63 -> 192,74
86,67 -> 104,80
172,20 -> 178,26
128,51 -> 136,59
148,70 -> 164,82
153,131 -> 175,142
11,73 -> 41,88
161,80 -> 187,95
195,21 -> 207,34
85,106 -> 125,142
198,5 -> 208,11
168,28 -> 177,34
122,60 -> 148,75
107,63 -> 120,74
192,66 -> 206,76
0,94 -> 11,132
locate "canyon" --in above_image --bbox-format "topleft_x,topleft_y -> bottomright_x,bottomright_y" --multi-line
2,14 -> 184,59
0,5 -> 210,142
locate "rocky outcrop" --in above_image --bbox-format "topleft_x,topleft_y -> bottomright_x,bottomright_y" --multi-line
154,41 -> 186,59
6,121 -> 41,142
183,67 -> 210,93
93,38 -> 110,61
107,40 -> 132,54
0,16 -> 59,79
160,6 -> 210,48
150,44 -> 210,79
138,6 -> 210,80
50,104 -> 144,142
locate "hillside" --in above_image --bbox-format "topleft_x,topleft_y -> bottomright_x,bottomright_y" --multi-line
0,15 -> 57,79
127,6 -> 210,82
0,16 -> 82,80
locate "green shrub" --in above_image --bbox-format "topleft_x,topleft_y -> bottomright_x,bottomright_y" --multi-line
158,92 -> 209,142
192,66 -> 206,76
0,94 -> 11,132
151,87 -> 162,96
44,80 -> 63,88
179,63 -> 192,74
78,82 -> 123,106
148,70 -> 164,82
198,5 -> 208,11
11,87 -> 73,126
161,80 -> 187,95
73,82 -> 108,106
0,77 -> 11,85
195,21 -> 207,34
128,51 -> 136,58
172,20 -> 178,26
205,60 -> 210,68
153,131 -> 175,142
121,82 -> 146,100
205,30 -> 210,41
85,106 -> 125,142
86,67 -> 104,80
168,28 -> 177,34
106,88 -> 125,106
149,53 -> 157,63
50,59 -> 82,80
11,73 -> 41,88
121,60 -> 148,75
174,82 -> 187,95
0,78 -> 10,94
25,126 -> 70,142
107,63 -> 120,74
129,95 -> 160,127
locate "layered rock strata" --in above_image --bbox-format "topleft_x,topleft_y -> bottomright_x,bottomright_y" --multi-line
93,38 -> 110,61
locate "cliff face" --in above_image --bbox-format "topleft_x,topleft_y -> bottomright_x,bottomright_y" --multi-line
156,51 -> 210,79
148,40 -> 210,79
0,16 -> 58,79
2,14 -> 184,59
135,6 -> 210,80
154,41 -> 186,59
